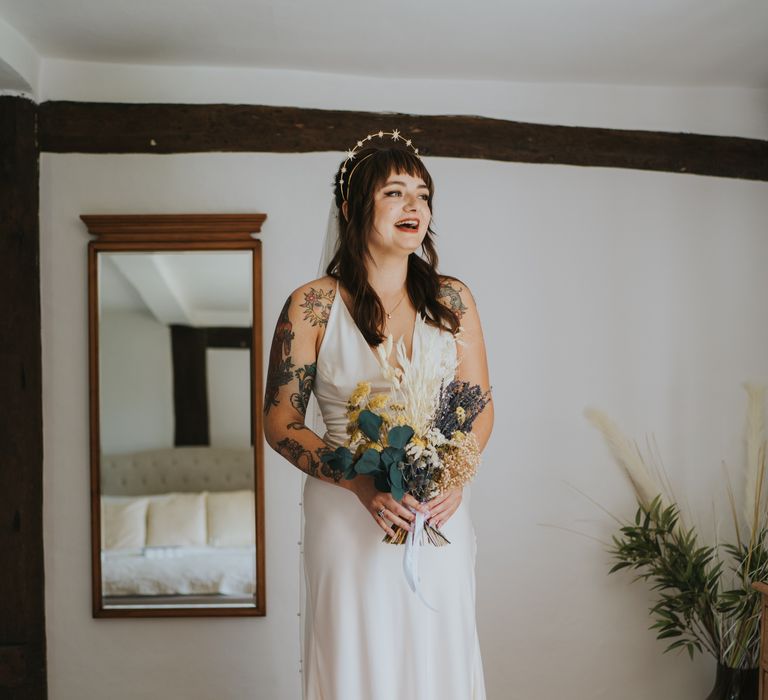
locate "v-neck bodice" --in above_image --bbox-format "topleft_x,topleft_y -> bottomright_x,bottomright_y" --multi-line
313,279 -> 455,448
335,283 -> 419,372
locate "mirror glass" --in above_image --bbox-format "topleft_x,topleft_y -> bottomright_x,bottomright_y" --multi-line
97,250 -> 258,610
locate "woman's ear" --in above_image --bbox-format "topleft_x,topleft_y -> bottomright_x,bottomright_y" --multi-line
341,201 -> 349,222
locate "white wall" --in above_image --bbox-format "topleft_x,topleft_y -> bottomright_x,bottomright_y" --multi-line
40,58 -> 768,139
99,311 -> 252,453
208,348 -> 252,449
38,60 -> 768,700
99,310 -> 174,454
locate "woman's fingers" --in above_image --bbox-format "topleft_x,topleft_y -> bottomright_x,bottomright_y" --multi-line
374,512 -> 396,538
382,507 -> 412,532
402,493 -> 429,514
428,503 -> 451,526
387,495 -> 417,524
425,491 -> 450,511
372,499 -> 412,533
427,489 -> 463,528
368,489 -> 467,534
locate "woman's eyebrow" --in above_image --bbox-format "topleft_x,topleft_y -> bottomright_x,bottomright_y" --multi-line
383,179 -> 429,190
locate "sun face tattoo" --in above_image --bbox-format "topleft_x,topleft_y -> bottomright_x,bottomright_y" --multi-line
300,287 -> 334,327
438,278 -> 469,321
264,296 -> 295,415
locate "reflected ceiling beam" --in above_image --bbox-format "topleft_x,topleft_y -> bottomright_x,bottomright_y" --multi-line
39,101 -> 768,181
109,254 -> 192,325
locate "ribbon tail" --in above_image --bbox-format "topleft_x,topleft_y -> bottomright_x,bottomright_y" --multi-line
403,510 -> 438,612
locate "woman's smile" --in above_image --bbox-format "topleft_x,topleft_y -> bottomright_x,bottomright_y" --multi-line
371,171 -> 431,251
394,217 -> 421,232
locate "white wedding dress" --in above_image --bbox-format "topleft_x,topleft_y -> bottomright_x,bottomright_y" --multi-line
302,279 -> 486,699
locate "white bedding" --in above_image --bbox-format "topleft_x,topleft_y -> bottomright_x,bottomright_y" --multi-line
101,546 -> 255,596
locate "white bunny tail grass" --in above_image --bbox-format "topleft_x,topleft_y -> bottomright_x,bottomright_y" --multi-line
742,383 -> 767,535
584,407 -> 667,510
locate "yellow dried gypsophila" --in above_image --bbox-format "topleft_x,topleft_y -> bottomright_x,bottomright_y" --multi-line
367,393 -> 389,410
455,406 -> 466,424
353,440 -> 382,458
436,431 -> 481,491
348,382 -> 371,408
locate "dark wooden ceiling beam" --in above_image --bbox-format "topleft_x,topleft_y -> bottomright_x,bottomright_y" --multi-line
38,101 -> 768,181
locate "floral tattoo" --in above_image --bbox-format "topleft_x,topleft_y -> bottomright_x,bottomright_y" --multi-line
276,438 -> 340,480
438,278 -> 469,321
292,363 -> 317,416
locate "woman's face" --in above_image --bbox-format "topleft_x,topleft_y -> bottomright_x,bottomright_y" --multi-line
367,170 -> 431,258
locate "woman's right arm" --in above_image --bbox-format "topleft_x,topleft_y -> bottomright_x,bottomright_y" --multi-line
263,281 -> 421,535
263,282 -> 348,485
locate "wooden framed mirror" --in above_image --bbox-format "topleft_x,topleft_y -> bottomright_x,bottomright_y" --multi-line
82,214 -> 267,617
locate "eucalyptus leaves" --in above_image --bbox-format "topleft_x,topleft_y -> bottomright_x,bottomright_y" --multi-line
321,409 -> 414,502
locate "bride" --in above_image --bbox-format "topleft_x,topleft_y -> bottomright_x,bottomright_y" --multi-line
264,130 -> 493,700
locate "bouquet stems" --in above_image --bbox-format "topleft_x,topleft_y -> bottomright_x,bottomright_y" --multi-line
383,522 -> 451,546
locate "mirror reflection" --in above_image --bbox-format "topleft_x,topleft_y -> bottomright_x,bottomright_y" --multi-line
97,250 -> 257,610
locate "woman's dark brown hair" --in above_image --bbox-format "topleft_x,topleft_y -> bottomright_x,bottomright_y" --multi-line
326,144 -> 460,346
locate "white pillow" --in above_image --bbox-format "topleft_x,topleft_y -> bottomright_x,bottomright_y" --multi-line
146,492 -> 207,547
206,490 -> 255,547
101,496 -> 149,551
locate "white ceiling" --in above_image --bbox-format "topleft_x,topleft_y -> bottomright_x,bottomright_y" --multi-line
101,252 -> 252,327
0,0 -> 766,87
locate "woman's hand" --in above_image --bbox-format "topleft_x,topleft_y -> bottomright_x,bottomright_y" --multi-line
350,476 -> 429,538
425,487 -> 463,530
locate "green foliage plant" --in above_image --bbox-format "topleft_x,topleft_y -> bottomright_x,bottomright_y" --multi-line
587,384 -> 767,669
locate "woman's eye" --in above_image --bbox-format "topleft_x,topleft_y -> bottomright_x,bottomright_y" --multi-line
385,191 -> 401,197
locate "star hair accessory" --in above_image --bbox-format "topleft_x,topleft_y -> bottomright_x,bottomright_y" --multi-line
338,129 -> 422,202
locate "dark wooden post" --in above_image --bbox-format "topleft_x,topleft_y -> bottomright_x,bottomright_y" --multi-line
0,95 -> 47,699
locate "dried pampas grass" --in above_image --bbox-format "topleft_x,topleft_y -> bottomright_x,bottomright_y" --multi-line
742,383 -> 767,535
583,407 -> 668,511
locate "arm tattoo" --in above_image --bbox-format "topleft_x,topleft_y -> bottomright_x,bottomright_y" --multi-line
275,438 -> 340,481
291,363 -> 316,416
266,288 -> 332,417
438,278 -> 469,321
264,295 -> 295,415
301,286 -> 335,327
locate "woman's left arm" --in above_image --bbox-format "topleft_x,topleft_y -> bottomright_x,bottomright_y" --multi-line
441,276 -> 494,451
426,276 -> 494,528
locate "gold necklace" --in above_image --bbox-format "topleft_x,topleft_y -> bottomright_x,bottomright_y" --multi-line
385,291 -> 407,320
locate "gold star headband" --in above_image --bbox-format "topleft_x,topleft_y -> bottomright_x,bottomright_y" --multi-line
339,129 -> 422,202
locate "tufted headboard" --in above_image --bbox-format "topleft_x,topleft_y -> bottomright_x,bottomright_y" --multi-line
101,446 -> 255,496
